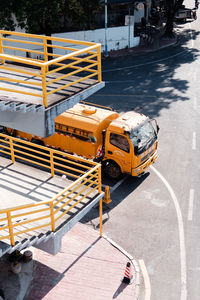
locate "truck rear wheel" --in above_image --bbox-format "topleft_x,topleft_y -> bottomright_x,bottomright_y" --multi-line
105,162 -> 121,179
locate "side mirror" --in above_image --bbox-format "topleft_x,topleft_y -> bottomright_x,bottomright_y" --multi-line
156,125 -> 160,134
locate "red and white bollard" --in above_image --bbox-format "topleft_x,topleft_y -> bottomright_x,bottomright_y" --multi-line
122,262 -> 134,284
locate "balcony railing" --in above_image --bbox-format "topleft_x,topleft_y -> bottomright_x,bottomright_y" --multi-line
0,133 -> 102,246
0,30 -> 102,107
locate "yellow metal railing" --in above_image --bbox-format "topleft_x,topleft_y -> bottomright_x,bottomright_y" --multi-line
0,30 -> 102,108
0,133 -> 102,246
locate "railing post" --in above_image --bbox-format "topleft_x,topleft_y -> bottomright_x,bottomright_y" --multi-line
41,65 -> 48,108
50,202 -> 55,232
7,211 -> 15,246
98,165 -> 102,194
43,38 -> 49,73
9,137 -> 15,164
97,45 -> 102,82
0,32 -> 5,65
50,150 -> 54,177
99,198 -> 103,237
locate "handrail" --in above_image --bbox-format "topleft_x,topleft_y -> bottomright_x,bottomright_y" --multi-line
0,133 -> 102,246
0,31 -> 102,108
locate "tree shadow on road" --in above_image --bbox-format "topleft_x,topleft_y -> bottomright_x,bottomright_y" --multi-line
88,28 -> 200,119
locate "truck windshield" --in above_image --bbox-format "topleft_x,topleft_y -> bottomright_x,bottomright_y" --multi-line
129,121 -> 156,155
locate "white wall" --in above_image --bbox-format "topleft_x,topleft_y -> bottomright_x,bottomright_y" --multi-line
2,25 -> 140,58
52,25 -> 140,54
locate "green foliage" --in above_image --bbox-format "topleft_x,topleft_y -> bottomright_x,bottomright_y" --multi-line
0,0 -> 101,34
0,0 -> 15,30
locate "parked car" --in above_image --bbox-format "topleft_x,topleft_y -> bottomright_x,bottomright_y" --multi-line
175,8 -> 197,22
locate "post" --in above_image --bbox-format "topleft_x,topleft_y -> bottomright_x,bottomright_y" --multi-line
50,150 -> 54,177
9,138 -> 15,164
145,0 -> 149,23
50,202 -> 55,232
97,45 -> 102,82
43,38 -> 49,73
105,0 -> 108,57
128,7 -> 131,49
98,165 -> 102,194
0,33 -> 5,65
7,211 -> 15,246
99,198 -> 103,237
41,66 -> 48,108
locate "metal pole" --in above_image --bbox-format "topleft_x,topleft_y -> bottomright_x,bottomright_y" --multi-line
128,7 -> 130,48
99,197 -> 103,237
105,0 -> 108,56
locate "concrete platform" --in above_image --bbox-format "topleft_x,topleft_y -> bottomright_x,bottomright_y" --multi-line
0,63 -> 105,136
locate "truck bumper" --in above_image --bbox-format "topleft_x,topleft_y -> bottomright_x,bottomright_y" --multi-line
132,150 -> 158,177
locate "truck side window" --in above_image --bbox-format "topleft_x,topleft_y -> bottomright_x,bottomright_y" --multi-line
110,133 -> 130,153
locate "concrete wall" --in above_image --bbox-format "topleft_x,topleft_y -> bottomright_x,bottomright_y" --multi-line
2,25 -> 140,58
52,25 -> 139,54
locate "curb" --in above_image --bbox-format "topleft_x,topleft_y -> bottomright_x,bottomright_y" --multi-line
102,234 -> 140,299
102,37 -> 178,59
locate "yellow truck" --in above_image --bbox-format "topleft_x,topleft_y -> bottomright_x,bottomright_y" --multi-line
5,102 -> 159,179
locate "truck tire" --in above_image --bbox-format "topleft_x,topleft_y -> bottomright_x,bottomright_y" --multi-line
105,161 -> 121,179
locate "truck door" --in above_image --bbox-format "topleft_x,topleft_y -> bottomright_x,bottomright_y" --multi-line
106,132 -> 132,174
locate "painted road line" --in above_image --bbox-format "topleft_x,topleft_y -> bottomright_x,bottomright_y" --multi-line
150,165 -> 187,300
102,50 -> 187,73
188,189 -> 194,221
192,132 -> 196,150
139,259 -> 151,300
110,175 -> 129,193
193,71 -> 197,81
102,175 -> 129,193
193,96 -> 197,110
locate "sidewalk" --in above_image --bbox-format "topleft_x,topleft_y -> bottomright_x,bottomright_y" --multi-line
103,35 -> 178,59
24,223 -> 140,300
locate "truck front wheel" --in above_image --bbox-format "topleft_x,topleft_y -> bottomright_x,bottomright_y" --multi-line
105,162 -> 121,179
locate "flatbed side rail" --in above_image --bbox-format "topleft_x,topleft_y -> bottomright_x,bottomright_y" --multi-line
0,133 -> 102,246
0,30 -> 102,108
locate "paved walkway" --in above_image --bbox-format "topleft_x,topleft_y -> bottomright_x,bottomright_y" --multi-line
24,223 -> 139,300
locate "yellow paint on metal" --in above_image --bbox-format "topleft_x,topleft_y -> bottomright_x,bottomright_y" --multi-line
0,133 -> 102,246
0,32 -> 5,64
99,198 -> 103,237
7,211 -> 15,246
0,30 -> 102,107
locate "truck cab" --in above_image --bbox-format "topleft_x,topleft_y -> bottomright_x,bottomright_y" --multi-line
103,111 -> 159,178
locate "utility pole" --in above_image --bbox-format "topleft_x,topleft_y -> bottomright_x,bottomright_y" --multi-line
105,0 -> 108,56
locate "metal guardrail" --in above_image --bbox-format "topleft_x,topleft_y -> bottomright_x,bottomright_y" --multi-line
0,30 -> 102,107
0,133 -> 101,246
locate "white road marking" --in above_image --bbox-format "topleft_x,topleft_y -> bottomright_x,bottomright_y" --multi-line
188,189 -> 194,221
110,175 -> 129,192
102,50 -> 187,73
192,132 -> 196,150
189,23 -> 194,48
193,96 -> 197,109
193,71 -> 197,81
150,165 -> 187,300
102,175 -> 128,193
139,259 -> 151,300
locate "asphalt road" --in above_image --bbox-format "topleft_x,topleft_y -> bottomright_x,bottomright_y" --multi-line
82,1 -> 200,299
